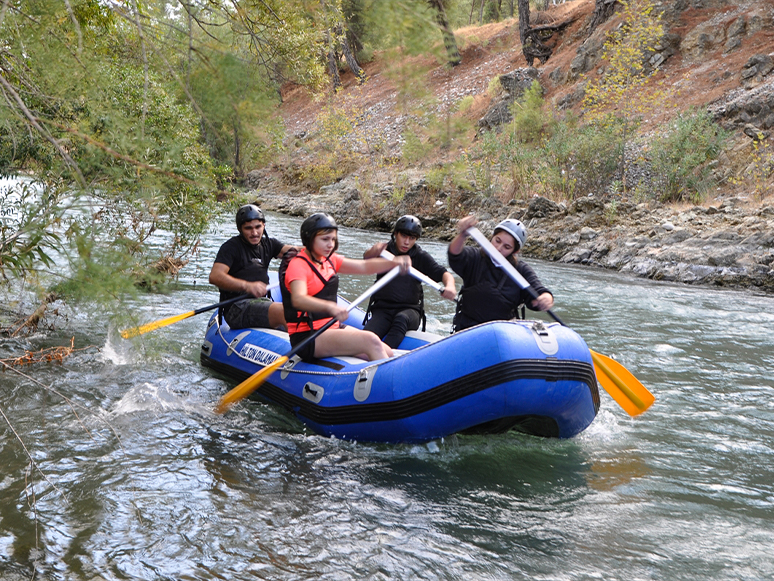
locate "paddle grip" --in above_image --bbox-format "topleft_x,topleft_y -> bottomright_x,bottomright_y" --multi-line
379,250 -> 445,293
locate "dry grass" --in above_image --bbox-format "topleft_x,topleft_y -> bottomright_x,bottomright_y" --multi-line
277,0 -> 773,207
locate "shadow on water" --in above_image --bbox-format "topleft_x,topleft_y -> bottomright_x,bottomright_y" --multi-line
354,435 -> 594,553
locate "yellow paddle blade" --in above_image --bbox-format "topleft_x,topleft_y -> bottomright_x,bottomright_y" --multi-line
590,350 -> 655,417
215,356 -> 289,414
120,311 -> 195,339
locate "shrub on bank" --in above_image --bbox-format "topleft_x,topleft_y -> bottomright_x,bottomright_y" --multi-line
648,110 -> 729,203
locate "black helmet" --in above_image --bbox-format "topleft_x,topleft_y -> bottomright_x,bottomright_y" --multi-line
393,215 -> 422,238
236,204 -> 265,230
300,213 -> 338,246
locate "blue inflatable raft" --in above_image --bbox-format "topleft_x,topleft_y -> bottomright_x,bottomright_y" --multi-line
201,282 -> 600,443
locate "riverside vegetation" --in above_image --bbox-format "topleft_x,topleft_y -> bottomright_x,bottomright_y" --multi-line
253,0 -> 774,293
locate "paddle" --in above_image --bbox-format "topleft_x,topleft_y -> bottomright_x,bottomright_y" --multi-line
379,250 -> 445,293
120,294 -> 250,338
215,266 -> 402,414
120,283 -> 281,339
466,227 -> 654,417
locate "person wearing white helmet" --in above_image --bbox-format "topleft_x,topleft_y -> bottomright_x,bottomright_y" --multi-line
447,215 -> 554,332
209,204 -> 296,330
361,215 -> 457,348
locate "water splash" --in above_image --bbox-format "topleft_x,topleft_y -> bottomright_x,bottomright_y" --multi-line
111,382 -> 194,416
100,327 -> 138,366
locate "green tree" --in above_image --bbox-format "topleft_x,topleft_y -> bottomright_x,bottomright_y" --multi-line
189,52 -> 282,178
649,110 -> 728,202
0,0 -> 326,302
581,0 -> 666,190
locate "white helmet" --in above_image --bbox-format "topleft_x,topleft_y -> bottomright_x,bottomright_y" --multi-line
494,219 -> 527,251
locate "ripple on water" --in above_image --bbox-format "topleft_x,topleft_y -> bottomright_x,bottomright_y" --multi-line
2,212 -> 774,580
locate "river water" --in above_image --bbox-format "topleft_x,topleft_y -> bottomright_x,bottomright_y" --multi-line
1,210 -> 772,580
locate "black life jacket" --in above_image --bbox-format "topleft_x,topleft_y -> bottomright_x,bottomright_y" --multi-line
452,253 -> 525,332
279,250 -> 339,328
362,240 -> 427,331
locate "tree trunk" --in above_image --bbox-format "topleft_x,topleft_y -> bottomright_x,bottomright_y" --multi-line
518,0 -> 553,65
428,0 -> 461,66
336,23 -> 366,83
326,30 -> 342,90
517,0 -> 530,45
479,0 -> 486,24
588,0 -> 619,37
233,121 -> 242,178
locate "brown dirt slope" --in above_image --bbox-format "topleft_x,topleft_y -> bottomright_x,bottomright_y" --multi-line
279,0 -> 773,177
255,0 -> 774,294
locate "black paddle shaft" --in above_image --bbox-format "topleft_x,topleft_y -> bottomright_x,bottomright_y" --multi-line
193,293 -> 250,315
285,317 -> 338,360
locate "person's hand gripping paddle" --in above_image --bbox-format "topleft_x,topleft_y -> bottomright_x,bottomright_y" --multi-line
466,226 -> 654,416
215,267 -> 402,414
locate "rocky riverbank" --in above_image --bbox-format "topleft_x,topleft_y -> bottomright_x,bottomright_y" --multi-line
240,0 -> 774,296
248,169 -> 774,294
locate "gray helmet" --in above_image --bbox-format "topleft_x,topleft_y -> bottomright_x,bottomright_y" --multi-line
393,215 -> 422,238
236,204 -> 265,230
300,213 -> 338,246
494,219 -> 527,251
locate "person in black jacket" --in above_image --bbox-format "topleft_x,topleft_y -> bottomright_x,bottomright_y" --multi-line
448,215 -> 553,332
362,215 -> 457,348
209,204 -> 296,330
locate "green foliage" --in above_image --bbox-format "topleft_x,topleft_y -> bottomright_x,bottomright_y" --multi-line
354,0 -> 441,58
402,128 -> 432,164
510,80 -> 550,143
400,104 -> 473,165
465,129 -> 506,196
356,0 -> 440,113
0,0 -> 327,304
300,94 -> 364,187
648,110 -> 728,203
487,76 -> 503,99
605,199 -> 619,224
425,161 -> 471,193
189,52 -> 283,177
581,0 -> 666,191
547,116 -> 626,197
729,137 -> 774,200
583,0 -> 665,118
0,181 -> 62,282
463,110 -> 624,201
456,95 -> 475,114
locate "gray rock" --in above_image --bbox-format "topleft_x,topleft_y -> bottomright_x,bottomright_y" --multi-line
478,68 -> 540,131
665,229 -> 692,243
524,196 -> 561,219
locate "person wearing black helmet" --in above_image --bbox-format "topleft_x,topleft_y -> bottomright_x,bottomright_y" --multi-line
361,215 -> 457,348
209,204 -> 296,330
280,212 -> 411,361
447,214 -> 553,332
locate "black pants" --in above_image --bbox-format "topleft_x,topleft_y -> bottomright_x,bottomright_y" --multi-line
363,307 -> 421,349
224,298 -> 272,329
